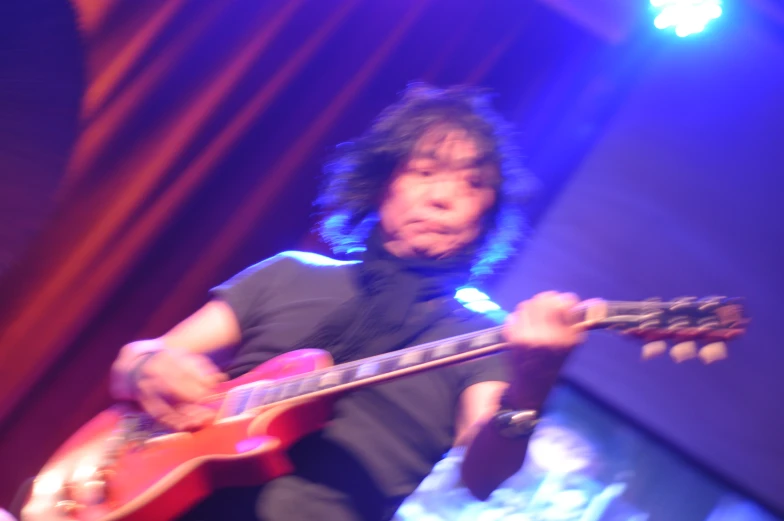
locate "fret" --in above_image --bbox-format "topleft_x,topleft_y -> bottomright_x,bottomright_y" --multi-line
278,382 -> 298,400
431,341 -> 456,359
299,376 -> 319,394
264,385 -> 281,404
374,356 -> 401,376
247,385 -> 268,409
227,388 -> 251,416
378,357 -> 400,375
354,361 -> 380,379
468,334 -> 485,349
399,350 -> 424,367
319,370 -> 341,388
453,338 -> 470,355
469,330 -> 499,349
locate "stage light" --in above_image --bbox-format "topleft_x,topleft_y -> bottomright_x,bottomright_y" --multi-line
454,287 -> 501,313
651,0 -> 722,37
527,423 -> 596,474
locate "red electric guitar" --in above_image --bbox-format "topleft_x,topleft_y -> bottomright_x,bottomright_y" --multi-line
21,297 -> 748,521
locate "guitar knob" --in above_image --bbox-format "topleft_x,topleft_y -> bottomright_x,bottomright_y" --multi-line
669,341 -> 698,363
698,342 -> 728,364
80,478 -> 108,505
55,499 -> 81,515
641,341 -> 667,360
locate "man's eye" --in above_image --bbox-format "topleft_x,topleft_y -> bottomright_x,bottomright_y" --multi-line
468,176 -> 486,188
416,169 -> 433,177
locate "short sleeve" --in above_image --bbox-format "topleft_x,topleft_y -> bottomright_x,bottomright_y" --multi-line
458,352 -> 511,391
438,310 -> 512,393
209,253 -> 296,334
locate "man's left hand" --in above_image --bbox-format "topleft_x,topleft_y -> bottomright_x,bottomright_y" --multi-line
502,291 -> 588,410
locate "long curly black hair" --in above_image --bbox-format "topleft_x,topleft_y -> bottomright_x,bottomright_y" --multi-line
316,83 -> 536,279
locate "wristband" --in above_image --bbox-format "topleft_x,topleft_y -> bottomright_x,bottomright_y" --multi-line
492,408 -> 539,439
126,351 -> 160,395
493,387 -> 540,439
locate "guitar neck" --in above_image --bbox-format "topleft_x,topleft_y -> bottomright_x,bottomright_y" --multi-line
216,302 -> 622,418
217,296 -> 746,419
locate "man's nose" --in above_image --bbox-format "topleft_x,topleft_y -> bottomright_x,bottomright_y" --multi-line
427,176 -> 459,208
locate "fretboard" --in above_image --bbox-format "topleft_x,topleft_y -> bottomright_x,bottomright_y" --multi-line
218,324 -> 508,420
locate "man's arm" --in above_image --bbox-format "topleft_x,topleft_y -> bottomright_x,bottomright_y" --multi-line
110,300 -> 242,429
457,291 -> 585,500
455,380 -> 529,500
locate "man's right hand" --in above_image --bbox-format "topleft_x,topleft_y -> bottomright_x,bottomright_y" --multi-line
110,301 -> 241,431
123,348 -> 227,431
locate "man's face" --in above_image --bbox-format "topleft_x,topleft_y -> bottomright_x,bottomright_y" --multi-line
379,127 -> 498,259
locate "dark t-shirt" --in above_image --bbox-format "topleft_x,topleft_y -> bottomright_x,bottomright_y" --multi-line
192,251 -> 509,521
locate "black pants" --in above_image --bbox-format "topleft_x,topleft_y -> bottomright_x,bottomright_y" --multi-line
179,476 -> 367,521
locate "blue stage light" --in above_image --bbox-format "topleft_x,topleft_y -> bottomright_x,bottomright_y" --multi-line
454,287 -> 508,324
455,287 -> 500,311
651,0 -> 722,37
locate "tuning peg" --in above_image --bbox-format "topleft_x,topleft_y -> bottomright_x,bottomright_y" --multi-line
698,342 -> 728,364
697,296 -> 726,311
669,341 -> 698,363
670,297 -> 697,311
641,340 -> 667,360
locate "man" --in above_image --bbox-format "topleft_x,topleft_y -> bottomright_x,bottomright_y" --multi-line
110,84 -> 587,520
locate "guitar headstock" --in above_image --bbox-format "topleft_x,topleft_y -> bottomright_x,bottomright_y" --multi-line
582,296 -> 749,364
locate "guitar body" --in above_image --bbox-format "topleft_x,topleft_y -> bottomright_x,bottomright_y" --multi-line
22,349 -> 334,521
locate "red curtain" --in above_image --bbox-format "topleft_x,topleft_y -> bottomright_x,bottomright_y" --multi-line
0,0 -> 603,504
